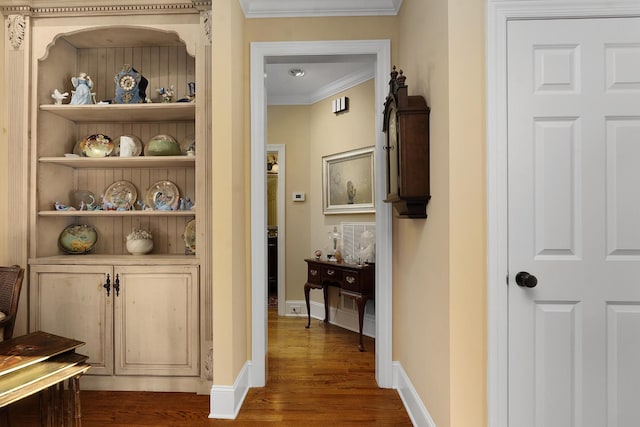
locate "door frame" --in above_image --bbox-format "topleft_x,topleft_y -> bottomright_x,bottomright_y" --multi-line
250,39 -> 393,388
486,1 -> 640,426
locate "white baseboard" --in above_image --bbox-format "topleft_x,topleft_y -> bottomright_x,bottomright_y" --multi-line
393,361 -> 436,427
209,361 -> 251,419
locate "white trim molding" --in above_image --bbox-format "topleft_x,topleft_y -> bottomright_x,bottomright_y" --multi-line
393,362 -> 436,427
209,362 -> 251,419
486,2 -> 640,427
250,39 -> 393,391
239,0 -> 402,18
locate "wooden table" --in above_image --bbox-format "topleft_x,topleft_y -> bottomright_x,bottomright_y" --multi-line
0,331 -> 90,426
304,259 -> 374,351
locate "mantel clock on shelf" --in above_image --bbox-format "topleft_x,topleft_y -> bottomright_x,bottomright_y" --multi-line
382,66 -> 431,218
113,64 -> 148,104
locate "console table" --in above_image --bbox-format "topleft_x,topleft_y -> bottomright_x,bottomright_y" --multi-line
304,259 -> 374,351
0,331 -> 89,426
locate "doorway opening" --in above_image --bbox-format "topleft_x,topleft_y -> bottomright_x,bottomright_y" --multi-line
266,145 -> 286,315
250,40 -> 393,389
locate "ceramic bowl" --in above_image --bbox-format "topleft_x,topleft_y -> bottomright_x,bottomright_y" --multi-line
144,134 -> 181,156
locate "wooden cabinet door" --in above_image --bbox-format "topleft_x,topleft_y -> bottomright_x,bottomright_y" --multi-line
30,264 -> 114,376
113,265 -> 199,376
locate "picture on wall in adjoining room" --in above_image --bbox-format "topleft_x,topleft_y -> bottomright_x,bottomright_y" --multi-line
322,146 -> 375,215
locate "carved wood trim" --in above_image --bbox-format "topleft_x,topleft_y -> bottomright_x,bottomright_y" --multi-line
0,1 -> 210,17
203,9 -> 212,44
7,15 -> 25,49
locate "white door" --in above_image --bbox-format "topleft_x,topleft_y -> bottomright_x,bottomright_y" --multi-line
508,18 -> 640,426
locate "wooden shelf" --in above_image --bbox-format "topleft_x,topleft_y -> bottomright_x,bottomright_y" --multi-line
38,210 -> 195,217
29,255 -> 199,266
39,156 -> 195,168
40,102 -> 195,123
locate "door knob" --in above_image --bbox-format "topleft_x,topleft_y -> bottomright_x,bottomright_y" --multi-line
515,271 -> 537,288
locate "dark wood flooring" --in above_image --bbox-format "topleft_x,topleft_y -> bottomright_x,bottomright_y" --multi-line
8,310 -> 412,426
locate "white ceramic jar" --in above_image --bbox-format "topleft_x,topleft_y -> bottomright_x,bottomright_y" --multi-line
126,229 -> 153,255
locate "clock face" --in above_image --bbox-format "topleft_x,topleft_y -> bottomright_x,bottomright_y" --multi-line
119,75 -> 137,91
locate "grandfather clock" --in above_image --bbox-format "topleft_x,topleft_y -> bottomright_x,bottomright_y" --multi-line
382,67 -> 431,218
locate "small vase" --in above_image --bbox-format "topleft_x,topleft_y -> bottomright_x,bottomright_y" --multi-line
126,238 -> 153,255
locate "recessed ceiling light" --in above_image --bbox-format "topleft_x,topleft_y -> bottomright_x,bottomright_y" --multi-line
288,68 -> 305,77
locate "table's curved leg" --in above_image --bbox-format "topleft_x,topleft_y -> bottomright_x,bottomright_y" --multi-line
304,283 -> 312,328
356,296 -> 369,352
322,284 -> 330,323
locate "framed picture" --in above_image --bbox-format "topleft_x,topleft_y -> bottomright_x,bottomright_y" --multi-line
322,146 -> 375,214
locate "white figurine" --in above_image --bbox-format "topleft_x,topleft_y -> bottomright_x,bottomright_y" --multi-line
70,72 -> 94,105
51,89 -> 68,105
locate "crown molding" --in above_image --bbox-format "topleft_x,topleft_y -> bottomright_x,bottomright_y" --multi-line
239,0 -> 402,18
0,1 -> 210,16
268,67 -> 374,106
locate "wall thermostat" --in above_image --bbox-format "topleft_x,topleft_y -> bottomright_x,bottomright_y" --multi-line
292,192 -> 306,202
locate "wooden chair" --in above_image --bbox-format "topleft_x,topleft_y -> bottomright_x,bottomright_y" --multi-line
0,265 -> 25,341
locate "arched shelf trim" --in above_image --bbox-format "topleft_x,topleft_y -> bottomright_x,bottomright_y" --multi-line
37,25 -> 197,62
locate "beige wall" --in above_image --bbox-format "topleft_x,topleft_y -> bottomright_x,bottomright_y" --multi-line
267,105 -> 311,301
211,0 -> 248,385
267,80 -> 375,302
395,0 -> 487,426
245,16 -> 398,44
448,0 -> 486,424
308,81 -> 376,262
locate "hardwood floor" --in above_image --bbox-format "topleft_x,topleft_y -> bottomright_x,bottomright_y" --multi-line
9,310 -> 412,426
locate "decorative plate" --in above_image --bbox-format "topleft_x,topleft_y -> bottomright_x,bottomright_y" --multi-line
144,134 -> 181,156
145,180 -> 180,211
81,134 -> 114,157
104,180 -> 137,210
112,135 -> 143,157
58,224 -> 98,254
184,219 -> 195,254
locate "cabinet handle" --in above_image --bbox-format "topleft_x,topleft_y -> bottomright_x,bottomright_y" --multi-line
327,269 -> 335,276
103,274 -> 111,297
346,276 -> 355,284
114,274 -> 120,297
310,269 -> 318,276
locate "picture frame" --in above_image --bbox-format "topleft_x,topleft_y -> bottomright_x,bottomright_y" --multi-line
322,146 -> 375,214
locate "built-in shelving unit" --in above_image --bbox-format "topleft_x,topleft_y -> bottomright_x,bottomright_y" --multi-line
1,0 -> 212,393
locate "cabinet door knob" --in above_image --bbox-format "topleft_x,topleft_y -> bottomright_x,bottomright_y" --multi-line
327,269 -> 335,276
103,273 -> 111,296
345,276 -> 355,284
114,273 -> 121,296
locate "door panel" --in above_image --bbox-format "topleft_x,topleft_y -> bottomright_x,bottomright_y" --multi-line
508,18 -> 640,427
31,265 -> 113,376
113,265 -> 199,376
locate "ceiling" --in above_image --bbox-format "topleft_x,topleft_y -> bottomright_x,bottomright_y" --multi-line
244,0 -> 401,106
265,55 -> 375,105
